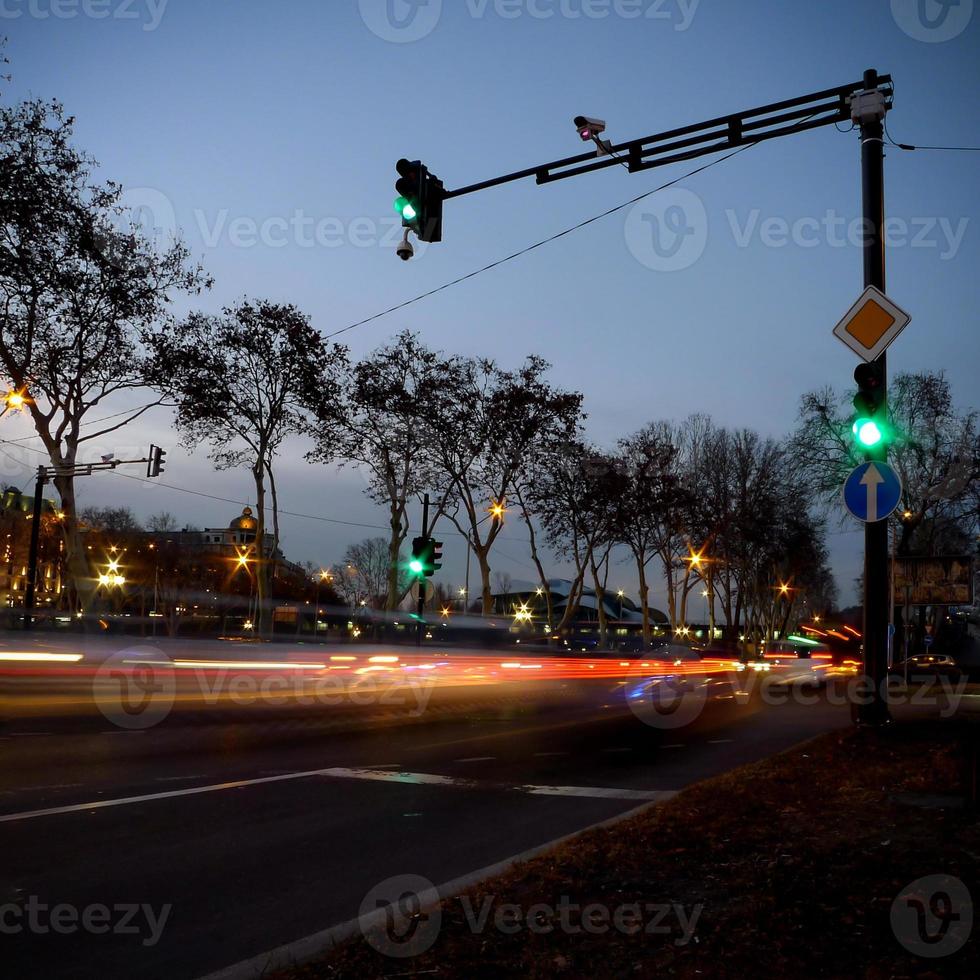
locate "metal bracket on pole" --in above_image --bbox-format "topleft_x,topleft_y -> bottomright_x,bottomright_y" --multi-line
442,75 -> 891,202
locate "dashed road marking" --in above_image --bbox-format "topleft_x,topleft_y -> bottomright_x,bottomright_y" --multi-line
455,756 -> 496,763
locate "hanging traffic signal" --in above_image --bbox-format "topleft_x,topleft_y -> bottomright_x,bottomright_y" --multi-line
394,159 -> 444,243
852,361 -> 887,451
427,540 -> 443,578
147,444 -> 167,478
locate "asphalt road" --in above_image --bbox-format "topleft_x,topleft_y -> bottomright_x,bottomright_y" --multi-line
0,682 -> 852,980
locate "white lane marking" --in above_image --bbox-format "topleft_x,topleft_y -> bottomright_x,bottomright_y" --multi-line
0,764 -> 676,823
155,775 -> 208,783
533,751 -> 567,757
455,756 -> 497,763
708,739 -> 733,744
0,768 -> 356,824
318,768 -> 475,788
520,785 -> 676,802
663,744 -> 685,749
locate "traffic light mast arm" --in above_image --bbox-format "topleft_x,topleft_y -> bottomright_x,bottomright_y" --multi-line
441,75 -> 891,201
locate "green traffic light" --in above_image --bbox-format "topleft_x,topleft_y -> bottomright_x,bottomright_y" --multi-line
409,558 -> 424,574
394,197 -> 417,221
852,418 -> 884,448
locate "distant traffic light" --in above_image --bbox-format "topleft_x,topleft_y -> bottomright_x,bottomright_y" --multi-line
852,360 -> 887,450
394,159 -> 444,243
147,444 -> 167,478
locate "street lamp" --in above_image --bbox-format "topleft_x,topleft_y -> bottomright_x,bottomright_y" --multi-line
313,568 -> 332,642
617,589 -> 625,619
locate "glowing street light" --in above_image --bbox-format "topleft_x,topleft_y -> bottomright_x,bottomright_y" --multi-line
488,500 -> 506,521
513,602 -> 533,624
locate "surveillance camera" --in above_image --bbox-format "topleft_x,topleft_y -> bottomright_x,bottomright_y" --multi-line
396,231 -> 415,262
574,115 -> 606,140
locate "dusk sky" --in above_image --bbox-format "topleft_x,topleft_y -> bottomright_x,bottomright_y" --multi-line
3,0 -> 978,610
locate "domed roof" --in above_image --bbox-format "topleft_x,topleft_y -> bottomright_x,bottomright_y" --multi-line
230,506 -> 257,531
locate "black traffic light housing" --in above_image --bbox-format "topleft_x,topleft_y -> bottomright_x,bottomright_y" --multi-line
851,360 -> 889,452
395,159 -> 444,243
147,444 -> 167,478
409,536 -> 430,576
853,360 -> 885,418
428,540 -> 443,578
409,536 -> 442,577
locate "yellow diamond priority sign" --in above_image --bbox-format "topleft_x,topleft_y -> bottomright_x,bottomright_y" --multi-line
832,285 -> 911,362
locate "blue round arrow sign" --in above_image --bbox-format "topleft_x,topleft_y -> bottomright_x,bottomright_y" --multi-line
842,461 -> 902,523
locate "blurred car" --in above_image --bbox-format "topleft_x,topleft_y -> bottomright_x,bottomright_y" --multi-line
888,653 -> 962,683
763,638 -> 835,688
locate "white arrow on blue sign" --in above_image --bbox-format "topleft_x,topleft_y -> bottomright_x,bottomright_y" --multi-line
842,461 -> 903,523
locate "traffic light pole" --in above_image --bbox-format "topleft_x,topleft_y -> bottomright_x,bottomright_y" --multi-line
416,493 -> 430,648
408,69 -> 896,723
856,69 -> 891,726
22,466 -> 46,630
22,449 -> 162,630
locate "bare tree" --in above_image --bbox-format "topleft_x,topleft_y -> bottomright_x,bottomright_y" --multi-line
526,443 -> 626,635
615,425 -> 687,642
428,355 -> 583,614
145,511 -> 177,532
336,537 -> 408,609
146,299 -> 343,633
309,332 -> 445,610
0,97 -> 209,610
79,506 -> 141,534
